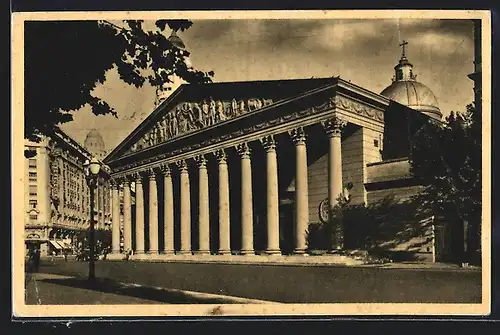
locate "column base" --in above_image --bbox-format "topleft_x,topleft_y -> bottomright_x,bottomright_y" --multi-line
162,250 -> 175,255
178,250 -> 193,255
147,250 -> 159,255
265,249 -> 281,255
195,250 -> 211,255
240,250 -> 255,256
293,249 -> 308,255
218,249 -> 231,255
135,250 -> 145,255
106,253 -> 125,260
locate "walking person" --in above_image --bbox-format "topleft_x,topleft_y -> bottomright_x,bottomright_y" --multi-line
51,250 -> 56,263
63,250 -> 68,262
33,248 -> 40,272
26,249 -> 34,273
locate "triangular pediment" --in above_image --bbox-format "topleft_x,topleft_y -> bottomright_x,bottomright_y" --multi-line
125,96 -> 275,155
105,77 -> 340,163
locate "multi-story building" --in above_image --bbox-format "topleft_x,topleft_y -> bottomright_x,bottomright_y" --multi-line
25,128 -> 90,255
24,127 -> 112,256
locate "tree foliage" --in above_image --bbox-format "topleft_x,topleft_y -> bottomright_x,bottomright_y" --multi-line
306,195 -> 433,261
24,20 -> 214,144
409,103 -> 482,259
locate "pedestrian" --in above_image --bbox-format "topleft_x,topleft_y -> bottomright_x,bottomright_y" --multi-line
63,250 -> 68,262
27,249 -> 34,273
51,250 -> 56,262
33,248 -> 40,272
124,249 -> 131,261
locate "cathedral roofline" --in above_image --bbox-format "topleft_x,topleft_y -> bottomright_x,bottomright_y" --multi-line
105,76 -> 392,164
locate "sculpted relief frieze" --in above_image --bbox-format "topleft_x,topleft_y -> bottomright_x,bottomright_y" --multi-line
114,95 -> 385,174
127,97 -> 274,154
335,95 -> 384,122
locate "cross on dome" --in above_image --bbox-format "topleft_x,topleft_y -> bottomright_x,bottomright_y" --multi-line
399,40 -> 409,60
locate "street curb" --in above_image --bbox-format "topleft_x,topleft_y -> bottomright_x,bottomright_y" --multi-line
100,258 -> 482,272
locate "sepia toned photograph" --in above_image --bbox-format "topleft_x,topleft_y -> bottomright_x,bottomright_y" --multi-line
11,10 -> 491,318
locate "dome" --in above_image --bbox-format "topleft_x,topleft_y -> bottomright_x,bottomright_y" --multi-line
84,129 -> 106,156
167,30 -> 185,49
380,40 -> 442,120
381,81 -> 442,120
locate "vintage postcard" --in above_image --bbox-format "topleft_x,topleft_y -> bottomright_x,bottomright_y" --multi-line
11,10 -> 491,318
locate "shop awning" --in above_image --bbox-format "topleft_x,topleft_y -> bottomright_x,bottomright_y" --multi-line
60,242 -> 72,249
49,240 -> 63,249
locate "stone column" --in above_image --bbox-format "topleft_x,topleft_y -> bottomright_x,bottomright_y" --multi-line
236,143 -> 254,255
134,173 -> 145,254
195,155 -> 210,255
216,149 -> 231,255
322,116 -> 347,250
161,165 -> 174,255
260,135 -> 281,255
122,177 -> 132,253
111,179 -> 120,254
289,127 -> 309,254
177,160 -> 191,255
148,169 -> 159,254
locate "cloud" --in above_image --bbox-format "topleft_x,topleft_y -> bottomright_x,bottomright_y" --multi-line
304,20 -> 383,51
411,31 -> 473,56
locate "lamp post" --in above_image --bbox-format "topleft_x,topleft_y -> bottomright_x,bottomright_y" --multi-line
83,157 -> 110,281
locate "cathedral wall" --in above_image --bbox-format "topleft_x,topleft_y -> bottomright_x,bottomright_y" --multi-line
307,153 -> 327,224
341,128 -> 365,205
306,126 -> 380,223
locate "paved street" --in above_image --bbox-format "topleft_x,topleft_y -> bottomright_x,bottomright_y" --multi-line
25,273 -> 165,305
25,271 -> 270,305
30,259 -> 482,304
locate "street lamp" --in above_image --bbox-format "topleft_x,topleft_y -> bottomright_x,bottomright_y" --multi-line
83,156 -> 110,281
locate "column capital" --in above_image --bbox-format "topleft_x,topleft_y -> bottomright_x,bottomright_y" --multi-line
146,168 -> 157,180
288,127 -> 307,145
159,164 -> 172,176
215,149 -> 228,163
322,117 -> 347,137
260,134 -> 276,152
194,154 -> 208,168
123,174 -> 135,184
131,172 -> 144,184
236,142 -> 251,159
176,159 -> 189,172
110,178 -> 120,189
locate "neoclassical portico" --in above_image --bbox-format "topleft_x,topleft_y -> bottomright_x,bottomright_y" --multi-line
106,77 -> 388,258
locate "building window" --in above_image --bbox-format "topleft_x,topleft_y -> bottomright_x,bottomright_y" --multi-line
29,200 -> 37,209
29,185 -> 37,196
29,214 -> 38,220
28,159 -> 37,168
373,139 -> 379,148
29,171 -> 37,182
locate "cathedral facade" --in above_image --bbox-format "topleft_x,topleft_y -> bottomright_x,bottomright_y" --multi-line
103,39 -> 447,261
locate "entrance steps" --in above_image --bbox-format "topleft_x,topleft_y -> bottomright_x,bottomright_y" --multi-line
105,252 -> 365,266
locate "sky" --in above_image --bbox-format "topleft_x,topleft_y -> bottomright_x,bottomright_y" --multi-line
60,18 -> 475,153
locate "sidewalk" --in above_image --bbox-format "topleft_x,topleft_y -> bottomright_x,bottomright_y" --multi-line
104,253 -> 481,271
25,272 -> 280,305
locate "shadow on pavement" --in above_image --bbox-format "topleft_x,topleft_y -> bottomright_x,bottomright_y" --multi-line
38,277 -> 238,304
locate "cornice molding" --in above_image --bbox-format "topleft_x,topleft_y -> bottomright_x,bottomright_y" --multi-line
109,92 -> 386,178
